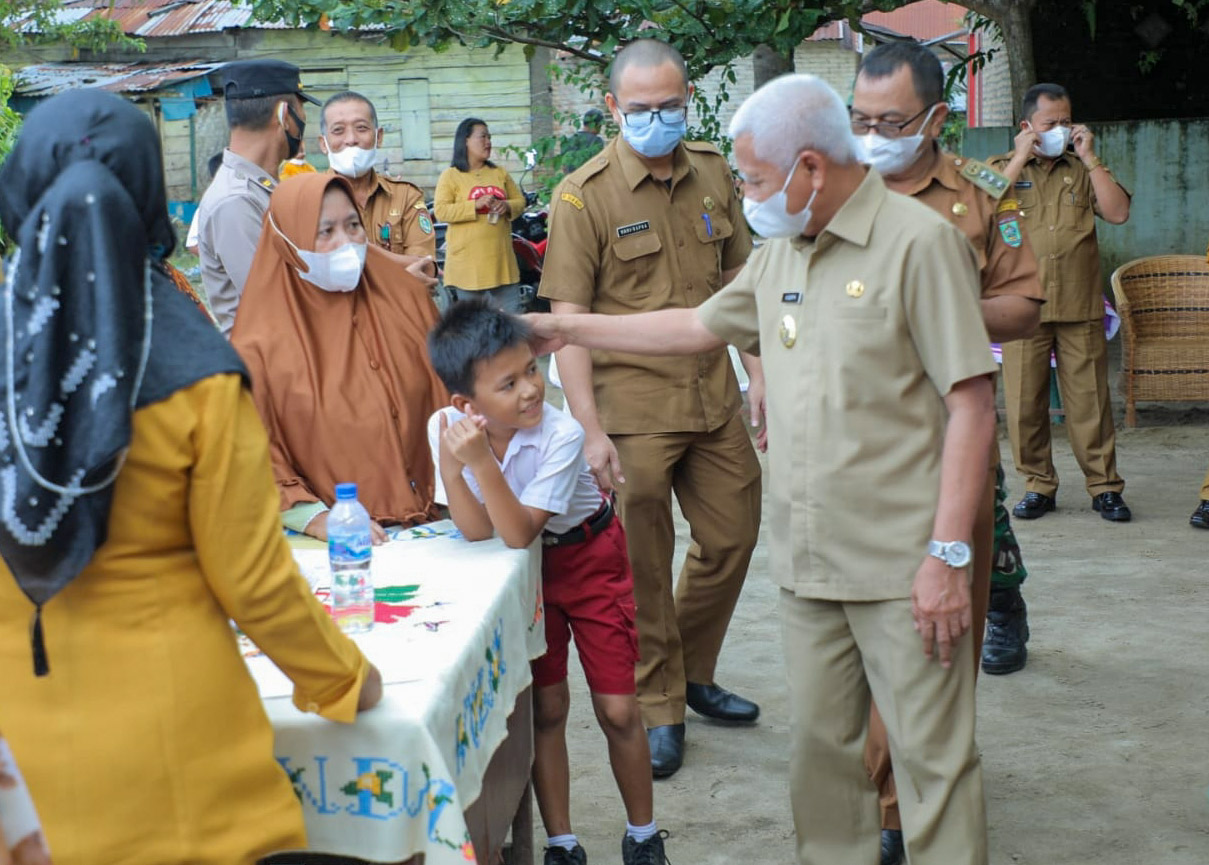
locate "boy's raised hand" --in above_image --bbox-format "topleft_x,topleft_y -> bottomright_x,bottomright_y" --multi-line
439,410 -> 492,473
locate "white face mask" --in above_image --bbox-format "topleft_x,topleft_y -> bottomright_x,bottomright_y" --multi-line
324,138 -> 378,178
855,104 -> 938,176
742,160 -> 818,239
1031,124 -> 1071,159
270,214 -> 368,293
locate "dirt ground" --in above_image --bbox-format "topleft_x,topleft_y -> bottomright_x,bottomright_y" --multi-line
548,371 -> 1209,864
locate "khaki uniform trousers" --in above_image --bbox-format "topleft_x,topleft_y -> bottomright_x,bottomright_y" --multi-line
1201,465 -> 1209,499
864,466 -> 994,829
1001,321 -> 1123,498
782,591 -> 987,865
611,412 -> 762,727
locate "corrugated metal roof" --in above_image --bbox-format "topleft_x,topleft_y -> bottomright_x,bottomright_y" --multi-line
15,0 -> 288,38
13,60 -> 222,97
863,0 -> 969,42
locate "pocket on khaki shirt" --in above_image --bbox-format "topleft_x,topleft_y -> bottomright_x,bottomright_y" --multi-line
611,231 -> 663,299
830,305 -> 888,320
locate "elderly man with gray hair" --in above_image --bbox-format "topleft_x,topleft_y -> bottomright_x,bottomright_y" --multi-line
528,73 -> 996,865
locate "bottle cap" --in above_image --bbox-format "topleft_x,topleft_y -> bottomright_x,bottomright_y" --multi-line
335,483 -> 358,500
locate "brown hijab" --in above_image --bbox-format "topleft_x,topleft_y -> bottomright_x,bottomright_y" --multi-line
232,173 -> 448,525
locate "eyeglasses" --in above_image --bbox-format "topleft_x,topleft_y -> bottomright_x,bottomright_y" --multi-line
848,104 -> 935,139
621,105 -> 689,129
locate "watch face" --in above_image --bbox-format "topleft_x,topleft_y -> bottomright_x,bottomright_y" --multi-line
946,541 -> 972,567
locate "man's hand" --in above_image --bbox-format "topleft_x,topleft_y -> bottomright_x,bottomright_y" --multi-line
523,313 -> 567,356
584,427 -> 625,492
304,511 -> 389,546
405,255 -> 438,288
911,556 -> 972,668
1013,126 -> 1040,158
1071,124 -> 1096,162
747,373 -> 768,453
441,411 -> 493,472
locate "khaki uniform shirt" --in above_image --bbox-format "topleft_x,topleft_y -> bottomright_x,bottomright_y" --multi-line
345,170 -> 437,259
908,149 -> 1045,467
539,137 -> 753,434
697,170 -> 997,601
197,149 -> 276,336
988,150 -> 1129,322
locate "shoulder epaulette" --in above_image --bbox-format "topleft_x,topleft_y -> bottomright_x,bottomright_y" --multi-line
682,139 -> 723,157
960,158 -> 1010,200
566,153 -> 610,186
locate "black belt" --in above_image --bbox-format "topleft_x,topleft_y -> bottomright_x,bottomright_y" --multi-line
542,499 -> 614,547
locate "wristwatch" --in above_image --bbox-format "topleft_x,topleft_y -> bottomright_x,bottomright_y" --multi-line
928,539 -> 972,569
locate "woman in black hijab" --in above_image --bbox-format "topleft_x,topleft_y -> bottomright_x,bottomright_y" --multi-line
0,90 -> 381,864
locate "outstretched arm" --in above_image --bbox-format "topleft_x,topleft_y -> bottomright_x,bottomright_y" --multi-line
527,307 -> 724,357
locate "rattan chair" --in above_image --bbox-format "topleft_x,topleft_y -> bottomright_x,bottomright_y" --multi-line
1110,254 -> 1209,426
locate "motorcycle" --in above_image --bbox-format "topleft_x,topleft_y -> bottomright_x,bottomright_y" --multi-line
426,150 -> 549,312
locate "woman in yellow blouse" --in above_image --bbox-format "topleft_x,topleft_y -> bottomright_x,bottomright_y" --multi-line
435,117 -> 527,311
0,91 -> 382,865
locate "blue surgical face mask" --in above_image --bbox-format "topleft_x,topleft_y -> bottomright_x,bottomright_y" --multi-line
622,115 -> 687,158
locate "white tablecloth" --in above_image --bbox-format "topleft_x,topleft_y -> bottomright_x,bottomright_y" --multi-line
244,521 -> 544,864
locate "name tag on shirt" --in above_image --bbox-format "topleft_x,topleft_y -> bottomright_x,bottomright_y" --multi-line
1014,180 -> 1033,189
781,291 -> 803,304
616,221 -> 651,238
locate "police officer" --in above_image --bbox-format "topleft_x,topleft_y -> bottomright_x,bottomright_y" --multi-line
197,59 -> 319,335
318,91 -> 437,288
849,42 -> 1045,865
539,39 -> 764,779
990,83 -> 1133,523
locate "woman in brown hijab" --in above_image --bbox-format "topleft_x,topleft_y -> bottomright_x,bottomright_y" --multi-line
232,173 -> 448,541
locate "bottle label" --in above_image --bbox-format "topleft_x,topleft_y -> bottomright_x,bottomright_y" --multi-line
329,534 -> 372,563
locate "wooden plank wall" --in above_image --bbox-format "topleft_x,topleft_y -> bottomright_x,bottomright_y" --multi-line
16,28 -> 542,202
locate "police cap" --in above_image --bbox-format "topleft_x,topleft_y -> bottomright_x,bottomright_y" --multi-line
220,59 -> 321,105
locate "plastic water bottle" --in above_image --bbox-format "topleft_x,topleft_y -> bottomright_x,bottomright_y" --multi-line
328,483 -> 374,634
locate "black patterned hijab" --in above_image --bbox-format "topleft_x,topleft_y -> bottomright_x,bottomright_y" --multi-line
0,89 -> 246,675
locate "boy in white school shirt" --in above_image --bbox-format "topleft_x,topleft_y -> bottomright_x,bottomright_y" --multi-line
426,299 -> 669,865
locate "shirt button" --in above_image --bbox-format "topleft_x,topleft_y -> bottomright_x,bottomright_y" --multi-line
370,360 -> 380,370
305,701 -> 319,713
390,406 -> 399,418
351,315 -> 358,325
1049,253 -> 1056,260
678,239 -> 684,248
1048,225 -> 1055,231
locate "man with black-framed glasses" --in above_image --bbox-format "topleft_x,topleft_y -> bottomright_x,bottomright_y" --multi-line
850,41 -> 1046,865
539,38 -> 764,784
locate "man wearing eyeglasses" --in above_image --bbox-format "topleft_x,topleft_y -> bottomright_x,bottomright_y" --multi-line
849,41 -> 1045,865
539,39 -> 764,780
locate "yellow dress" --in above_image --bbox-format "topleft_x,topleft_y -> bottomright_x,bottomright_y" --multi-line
434,164 -> 525,290
0,374 -> 368,865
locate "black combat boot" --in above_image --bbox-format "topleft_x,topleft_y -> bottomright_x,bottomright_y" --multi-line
981,586 -> 1029,675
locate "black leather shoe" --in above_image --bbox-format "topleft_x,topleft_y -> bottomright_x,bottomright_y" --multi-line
1190,500 -> 1209,529
647,724 -> 685,778
622,830 -> 670,865
981,586 -> 1029,675
685,682 -> 760,723
544,844 -> 587,865
880,828 -> 904,865
1092,491 -> 1132,522
1013,492 -> 1055,520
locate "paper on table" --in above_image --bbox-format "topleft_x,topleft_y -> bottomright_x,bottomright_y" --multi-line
248,533 -> 496,699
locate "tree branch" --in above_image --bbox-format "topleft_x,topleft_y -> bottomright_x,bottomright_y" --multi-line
480,26 -> 606,64
668,0 -> 712,33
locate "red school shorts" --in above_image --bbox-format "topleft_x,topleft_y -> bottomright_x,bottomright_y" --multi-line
532,518 -> 639,694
